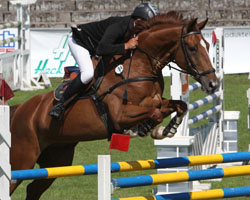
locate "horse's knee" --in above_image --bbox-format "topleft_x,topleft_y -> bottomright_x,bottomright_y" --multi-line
180,100 -> 188,111
149,108 -> 163,123
175,100 -> 187,116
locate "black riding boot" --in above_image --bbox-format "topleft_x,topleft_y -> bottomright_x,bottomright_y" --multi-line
49,74 -> 87,120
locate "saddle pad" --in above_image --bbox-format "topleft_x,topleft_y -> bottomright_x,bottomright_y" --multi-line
53,82 -> 69,102
63,66 -> 80,81
65,66 -> 80,73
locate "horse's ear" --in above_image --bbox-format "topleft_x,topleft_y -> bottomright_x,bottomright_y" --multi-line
187,18 -> 198,32
197,18 -> 208,30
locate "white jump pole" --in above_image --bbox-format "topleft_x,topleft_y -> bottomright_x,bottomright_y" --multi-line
10,0 -> 44,91
98,155 -> 111,200
0,105 -> 11,200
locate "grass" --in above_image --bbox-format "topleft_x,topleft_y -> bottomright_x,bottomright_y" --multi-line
9,74 -> 250,200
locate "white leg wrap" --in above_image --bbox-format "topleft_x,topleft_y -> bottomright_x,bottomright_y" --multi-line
151,115 -> 184,139
151,126 -> 165,139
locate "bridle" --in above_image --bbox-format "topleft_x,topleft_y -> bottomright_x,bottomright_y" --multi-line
180,25 -> 215,79
136,24 -> 215,80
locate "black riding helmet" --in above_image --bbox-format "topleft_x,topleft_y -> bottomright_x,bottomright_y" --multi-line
131,2 -> 159,20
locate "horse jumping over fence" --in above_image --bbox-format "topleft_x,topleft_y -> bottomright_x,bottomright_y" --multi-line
10,12 -> 219,199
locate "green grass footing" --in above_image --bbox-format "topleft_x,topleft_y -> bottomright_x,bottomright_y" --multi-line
10,74 -> 250,200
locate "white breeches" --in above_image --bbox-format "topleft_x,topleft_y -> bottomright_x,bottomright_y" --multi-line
68,34 -> 94,84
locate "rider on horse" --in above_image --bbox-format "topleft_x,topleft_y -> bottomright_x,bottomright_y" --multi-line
49,2 -> 159,120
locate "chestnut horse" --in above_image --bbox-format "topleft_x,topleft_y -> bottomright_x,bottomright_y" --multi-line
10,12 -> 219,199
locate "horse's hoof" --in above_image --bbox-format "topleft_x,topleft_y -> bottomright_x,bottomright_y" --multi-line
160,115 -> 183,138
151,126 -> 165,139
151,125 -> 177,139
137,123 -> 151,137
162,126 -> 176,138
124,121 -> 154,138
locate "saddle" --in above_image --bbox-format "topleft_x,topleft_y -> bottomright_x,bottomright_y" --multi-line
54,60 -> 104,101
54,66 -> 80,101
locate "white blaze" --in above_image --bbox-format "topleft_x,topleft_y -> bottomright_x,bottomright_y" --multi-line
200,39 -> 209,55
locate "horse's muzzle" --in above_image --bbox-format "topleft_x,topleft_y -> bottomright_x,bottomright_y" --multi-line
200,76 -> 220,94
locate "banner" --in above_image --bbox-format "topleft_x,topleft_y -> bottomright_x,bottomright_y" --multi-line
31,29 -> 76,77
29,27 -> 250,77
0,28 -> 17,53
203,27 -> 250,75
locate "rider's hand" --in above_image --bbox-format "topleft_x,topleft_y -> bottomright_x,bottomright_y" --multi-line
124,36 -> 138,50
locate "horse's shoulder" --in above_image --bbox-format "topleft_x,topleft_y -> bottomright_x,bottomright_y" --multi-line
18,91 -> 53,110
35,91 -> 54,101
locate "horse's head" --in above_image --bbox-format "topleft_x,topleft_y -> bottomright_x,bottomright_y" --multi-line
132,12 -> 219,94
174,18 -> 219,94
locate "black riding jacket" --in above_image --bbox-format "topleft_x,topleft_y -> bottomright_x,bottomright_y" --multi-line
71,16 -> 132,56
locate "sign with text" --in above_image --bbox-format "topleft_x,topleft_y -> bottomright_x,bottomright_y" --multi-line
0,28 -> 17,53
30,29 -> 76,77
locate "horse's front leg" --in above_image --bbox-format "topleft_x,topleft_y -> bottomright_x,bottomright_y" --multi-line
106,96 -> 163,132
151,99 -> 187,139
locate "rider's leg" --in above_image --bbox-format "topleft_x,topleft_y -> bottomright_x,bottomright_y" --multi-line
49,33 -> 94,120
67,33 -> 94,85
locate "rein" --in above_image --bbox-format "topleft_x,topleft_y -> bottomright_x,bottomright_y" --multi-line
98,76 -> 157,100
136,46 -> 185,74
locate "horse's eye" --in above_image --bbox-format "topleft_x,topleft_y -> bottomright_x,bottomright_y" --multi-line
189,46 -> 197,52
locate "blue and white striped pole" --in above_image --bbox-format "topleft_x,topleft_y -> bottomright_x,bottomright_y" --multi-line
188,82 -> 201,92
188,105 -> 222,125
188,91 -> 221,111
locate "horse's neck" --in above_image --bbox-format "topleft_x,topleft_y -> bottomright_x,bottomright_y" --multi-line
130,54 -> 158,77
137,26 -> 180,72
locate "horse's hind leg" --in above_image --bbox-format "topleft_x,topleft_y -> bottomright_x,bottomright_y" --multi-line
10,135 -> 40,195
26,143 -> 77,200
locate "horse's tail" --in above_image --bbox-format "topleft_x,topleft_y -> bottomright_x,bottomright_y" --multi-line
10,104 -> 20,125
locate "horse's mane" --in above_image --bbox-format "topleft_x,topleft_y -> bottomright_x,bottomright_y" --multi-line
130,11 -> 189,35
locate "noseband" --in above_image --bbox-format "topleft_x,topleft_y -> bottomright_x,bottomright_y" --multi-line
136,24 -> 215,79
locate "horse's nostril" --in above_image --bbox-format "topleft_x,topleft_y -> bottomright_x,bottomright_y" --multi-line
209,81 -> 217,88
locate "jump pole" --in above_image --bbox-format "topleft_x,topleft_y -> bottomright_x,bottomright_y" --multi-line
98,155 -> 111,200
0,106 -> 11,200
112,186 -> 250,200
111,165 -> 250,189
11,151 -> 250,181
